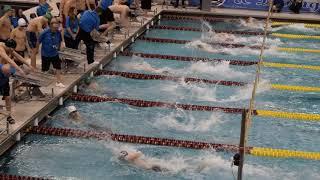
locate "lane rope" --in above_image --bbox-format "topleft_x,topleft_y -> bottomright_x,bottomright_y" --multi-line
95,70 -> 246,86
139,36 -> 262,49
0,174 -> 48,180
139,37 -> 320,53
96,70 -> 320,92
121,51 -> 320,71
28,126 -> 244,152
70,94 -> 320,121
153,25 -> 267,36
28,126 -> 320,160
121,51 -> 256,66
153,25 -> 320,40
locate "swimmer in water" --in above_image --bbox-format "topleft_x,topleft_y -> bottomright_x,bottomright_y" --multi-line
205,30 -> 235,43
118,150 -> 168,172
66,105 -> 84,123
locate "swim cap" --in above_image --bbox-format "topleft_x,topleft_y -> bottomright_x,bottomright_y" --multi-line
119,151 -> 128,159
3,5 -> 12,13
66,105 -> 77,113
43,12 -> 53,21
5,39 -> 17,49
18,18 -> 27,27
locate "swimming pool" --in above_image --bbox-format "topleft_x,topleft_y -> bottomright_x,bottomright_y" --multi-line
0,14 -> 319,180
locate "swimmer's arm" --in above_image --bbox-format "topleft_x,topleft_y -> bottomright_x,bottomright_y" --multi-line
126,152 -> 143,161
0,50 -> 24,74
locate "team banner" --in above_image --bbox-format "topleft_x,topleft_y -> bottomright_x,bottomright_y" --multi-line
219,0 -> 320,12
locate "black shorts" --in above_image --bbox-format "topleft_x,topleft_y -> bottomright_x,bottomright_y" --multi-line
0,81 -> 10,97
100,8 -> 115,25
0,38 -> 8,43
26,31 -> 38,49
41,55 -> 62,71
15,50 -> 25,66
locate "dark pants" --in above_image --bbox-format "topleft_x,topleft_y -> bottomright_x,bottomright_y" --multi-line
77,28 -> 95,64
175,0 -> 185,7
64,35 -> 79,49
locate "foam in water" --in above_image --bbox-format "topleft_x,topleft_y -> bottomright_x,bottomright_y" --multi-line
190,61 -> 251,79
200,21 -> 282,46
121,55 -> 170,73
153,110 -> 223,132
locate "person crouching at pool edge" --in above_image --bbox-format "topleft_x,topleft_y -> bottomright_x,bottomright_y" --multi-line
38,17 -> 66,88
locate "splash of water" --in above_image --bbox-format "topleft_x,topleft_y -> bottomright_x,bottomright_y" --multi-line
102,142 -> 292,178
121,55 -> 169,73
190,60 -> 251,79
199,21 -> 282,46
154,110 -> 222,132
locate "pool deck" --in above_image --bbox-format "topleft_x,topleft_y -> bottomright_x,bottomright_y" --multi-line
0,5 -> 319,155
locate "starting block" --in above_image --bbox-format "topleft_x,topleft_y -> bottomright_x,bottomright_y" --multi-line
59,48 -> 86,73
12,71 -> 55,101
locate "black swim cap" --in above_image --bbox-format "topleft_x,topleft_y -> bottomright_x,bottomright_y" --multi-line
5,39 -> 17,49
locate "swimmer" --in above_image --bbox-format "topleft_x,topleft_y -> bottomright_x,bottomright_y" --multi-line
66,105 -> 84,123
118,150 -> 168,172
204,30 -> 236,43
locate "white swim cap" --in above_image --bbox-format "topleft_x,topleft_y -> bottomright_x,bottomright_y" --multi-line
66,105 -> 77,113
18,18 -> 27,27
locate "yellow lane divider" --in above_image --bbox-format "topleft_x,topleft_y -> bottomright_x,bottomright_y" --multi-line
251,147 -> 320,160
277,47 -> 320,53
272,33 -> 320,39
271,21 -> 320,28
271,84 -> 320,92
256,110 -> 320,121
263,62 -> 320,71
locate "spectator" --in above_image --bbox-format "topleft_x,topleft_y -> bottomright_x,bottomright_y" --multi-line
10,18 -> 29,66
289,0 -> 303,14
109,0 -> 130,28
0,39 -> 29,73
98,0 -> 116,35
272,0 -> 284,12
0,5 -> 13,42
64,7 -> 79,49
38,17 -> 65,88
78,9 -> 100,65
175,0 -> 185,8
27,12 -> 52,68
10,9 -> 19,28
0,64 -> 16,124
141,0 -> 152,15
17,9 -> 29,24
36,0 -> 53,16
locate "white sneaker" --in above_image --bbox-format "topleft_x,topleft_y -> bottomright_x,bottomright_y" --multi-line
92,61 -> 100,65
55,82 -> 66,88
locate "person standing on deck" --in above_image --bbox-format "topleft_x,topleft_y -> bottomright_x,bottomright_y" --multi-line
10,18 -> 30,66
26,12 -> 52,68
78,9 -> 100,65
38,17 -> 65,88
0,5 -> 13,43
64,7 -> 80,49
36,0 -> 53,16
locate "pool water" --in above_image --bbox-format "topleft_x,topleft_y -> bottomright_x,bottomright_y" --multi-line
1,16 -> 319,180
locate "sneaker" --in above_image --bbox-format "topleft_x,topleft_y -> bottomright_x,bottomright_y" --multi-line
55,82 -> 66,88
